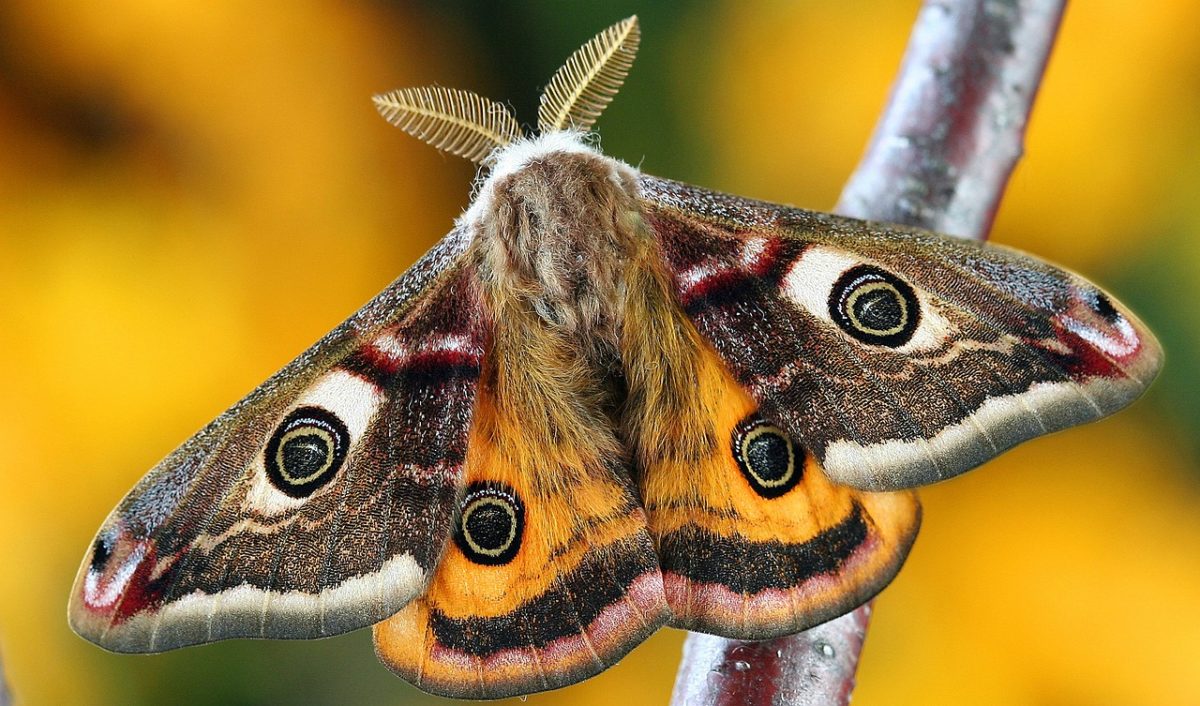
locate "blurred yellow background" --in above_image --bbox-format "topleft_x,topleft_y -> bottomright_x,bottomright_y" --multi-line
2,1 -> 1198,705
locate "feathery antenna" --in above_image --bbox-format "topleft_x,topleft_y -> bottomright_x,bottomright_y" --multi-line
372,87 -> 522,164
375,17 -> 640,163
538,16 -> 640,134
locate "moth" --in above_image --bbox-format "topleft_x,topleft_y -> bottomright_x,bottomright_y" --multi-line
70,17 -> 1162,699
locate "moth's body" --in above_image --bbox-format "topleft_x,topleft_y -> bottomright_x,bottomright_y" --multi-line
475,138 -> 643,445
472,134 -> 712,478
70,17 -> 1162,701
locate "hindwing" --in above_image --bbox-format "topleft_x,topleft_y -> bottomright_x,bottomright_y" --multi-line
373,354 -> 669,699
638,340 -> 920,638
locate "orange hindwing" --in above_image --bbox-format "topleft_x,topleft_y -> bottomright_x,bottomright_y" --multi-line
639,341 -> 921,638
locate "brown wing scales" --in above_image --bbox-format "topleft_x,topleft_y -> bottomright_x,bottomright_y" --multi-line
70,232 -> 486,652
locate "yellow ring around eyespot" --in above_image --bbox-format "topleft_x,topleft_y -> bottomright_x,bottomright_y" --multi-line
461,496 -> 518,557
275,426 -> 335,485
740,424 -> 795,488
845,280 -> 908,336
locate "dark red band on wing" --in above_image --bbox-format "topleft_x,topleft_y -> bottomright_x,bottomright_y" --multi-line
658,232 -> 800,318
678,267 -> 756,315
342,346 -> 482,389
1043,326 -> 1125,379
80,530 -> 179,625
110,550 -> 172,623
1040,284 -> 1147,379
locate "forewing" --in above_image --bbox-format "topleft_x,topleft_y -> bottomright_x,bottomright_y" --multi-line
70,228 -> 488,652
640,176 -> 1162,490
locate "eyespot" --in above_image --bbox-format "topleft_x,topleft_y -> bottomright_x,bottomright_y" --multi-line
829,265 -> 920,347
89,536 -> 113,573
454,482 -> 524,565
264,406 -> 350,498
1089,289 -> 1121,324
732,414 -> 802,499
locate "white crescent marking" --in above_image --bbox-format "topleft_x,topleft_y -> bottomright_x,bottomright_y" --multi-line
81,552 -> 428,652
246,370 -> 384,515
782,245 -> 954,354
822,376 -> 1145,490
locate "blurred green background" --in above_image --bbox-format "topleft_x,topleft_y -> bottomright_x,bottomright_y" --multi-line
2,1 -> 1199,704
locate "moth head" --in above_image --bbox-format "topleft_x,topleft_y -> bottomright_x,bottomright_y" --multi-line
371,16 -> 640,166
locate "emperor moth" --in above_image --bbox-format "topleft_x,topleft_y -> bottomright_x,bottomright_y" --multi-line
69,16 -> 1161,699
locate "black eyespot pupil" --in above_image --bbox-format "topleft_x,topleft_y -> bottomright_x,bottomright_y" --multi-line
829,265 -> 920,347
281,434 -> 330,479
90,538 -> 113,573
464,503 -> 511,552
746,432 -> 791,483
732,414 -> 803,499
852,287 -> 904,332
264,407 -> 349,498
454,482 -> 524,565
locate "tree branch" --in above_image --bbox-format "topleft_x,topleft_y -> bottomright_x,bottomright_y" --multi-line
669,1 -> 1066,703
671,604 -> 872,706
837,0 -> 1066,241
